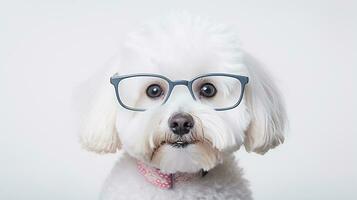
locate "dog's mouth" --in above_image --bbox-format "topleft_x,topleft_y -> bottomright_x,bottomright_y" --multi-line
169,140 -> 191,148
150,139 -> 197,161
159,139 -> 198,148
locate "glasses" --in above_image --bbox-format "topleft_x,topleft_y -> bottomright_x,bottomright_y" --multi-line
110,73 -> 249,111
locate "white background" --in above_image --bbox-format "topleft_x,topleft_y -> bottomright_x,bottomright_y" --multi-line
1,0 -> 356,199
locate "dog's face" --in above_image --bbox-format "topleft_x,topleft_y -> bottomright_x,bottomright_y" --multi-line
115,72 -> 250,173
80,14 -> 287,173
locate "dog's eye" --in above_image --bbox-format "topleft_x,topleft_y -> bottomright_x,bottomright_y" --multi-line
146,84 -> 163,98
199,83 -> 217,98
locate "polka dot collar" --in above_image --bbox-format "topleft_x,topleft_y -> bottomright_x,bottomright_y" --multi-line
137,161 -> 207,189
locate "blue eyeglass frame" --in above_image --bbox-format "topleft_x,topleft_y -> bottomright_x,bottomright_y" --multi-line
110,73 -> 249,111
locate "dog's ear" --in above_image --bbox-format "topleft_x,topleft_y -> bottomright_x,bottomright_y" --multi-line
243,54 -> 287,154
79,73 -> 121,154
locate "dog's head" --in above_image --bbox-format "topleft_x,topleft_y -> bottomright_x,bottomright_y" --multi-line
80,14 -> 287,173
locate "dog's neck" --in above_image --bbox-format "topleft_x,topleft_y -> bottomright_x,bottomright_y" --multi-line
137,161 -> 208,189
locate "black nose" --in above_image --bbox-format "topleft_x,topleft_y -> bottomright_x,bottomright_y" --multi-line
168,113 -> 194,136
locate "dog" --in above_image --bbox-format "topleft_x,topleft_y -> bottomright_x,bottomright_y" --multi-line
79,13 -> 287,200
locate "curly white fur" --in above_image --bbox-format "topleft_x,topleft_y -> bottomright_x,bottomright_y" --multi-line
79,13 -> 287,200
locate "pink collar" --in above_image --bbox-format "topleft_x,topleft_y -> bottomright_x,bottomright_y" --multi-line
137,161 -> 207,189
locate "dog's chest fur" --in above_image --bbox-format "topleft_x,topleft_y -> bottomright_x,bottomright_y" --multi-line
100,153 -> 252,200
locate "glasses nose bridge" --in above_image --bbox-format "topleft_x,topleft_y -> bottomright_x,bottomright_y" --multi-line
167,80 -> 195,101
171,80 -> 191,93
172,80 -> 189,86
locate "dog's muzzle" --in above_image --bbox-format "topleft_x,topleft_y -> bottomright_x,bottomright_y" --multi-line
168,112 -> 194,136
167,112 -> 195,148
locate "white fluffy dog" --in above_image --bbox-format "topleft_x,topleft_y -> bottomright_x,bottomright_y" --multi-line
79,13 -> 287,200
